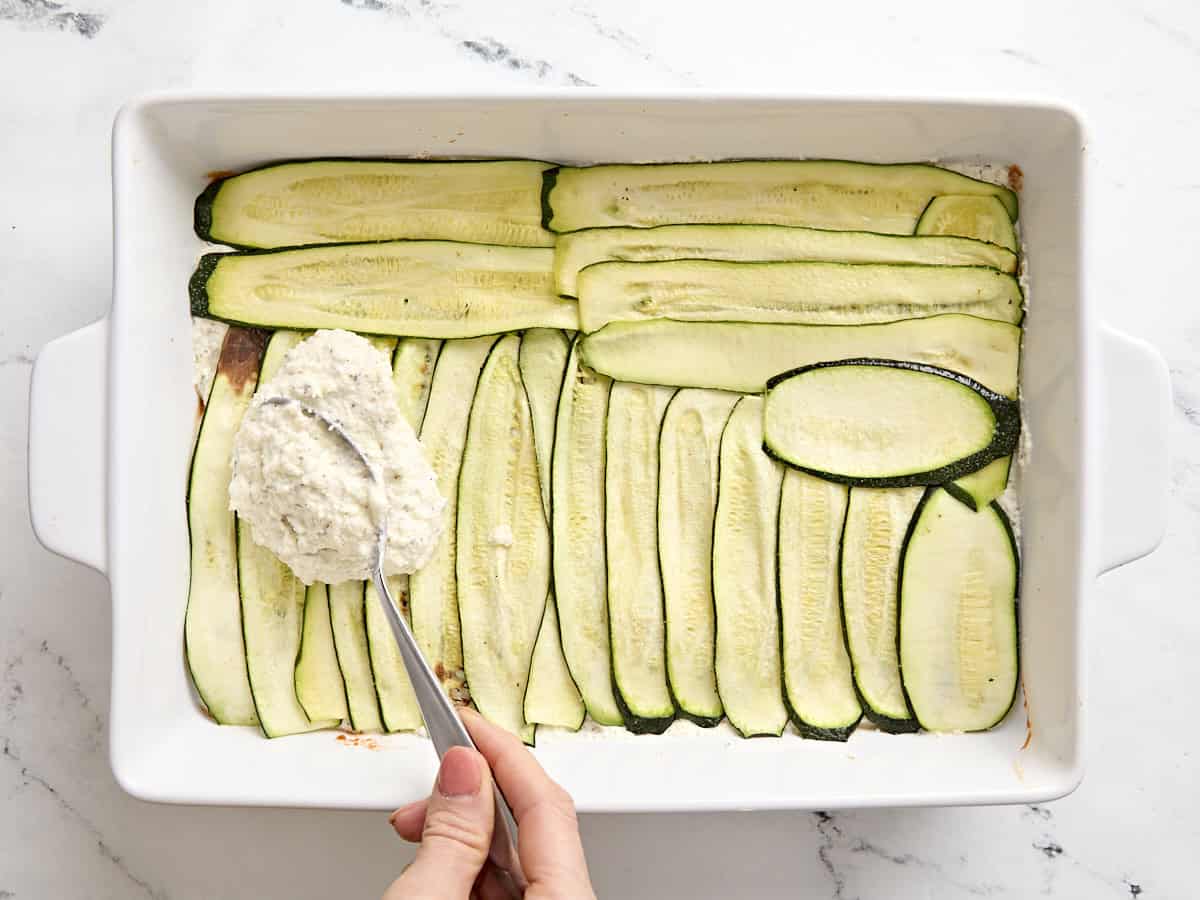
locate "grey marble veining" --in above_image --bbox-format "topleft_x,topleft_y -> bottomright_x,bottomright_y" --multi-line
1,0 -> 1198,897
0,0 -> 104,38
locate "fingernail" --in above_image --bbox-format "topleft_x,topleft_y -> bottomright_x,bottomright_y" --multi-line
388,802 -> 417,825
437,747 -> 482,798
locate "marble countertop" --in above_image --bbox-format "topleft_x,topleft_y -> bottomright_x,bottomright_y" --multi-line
2,0 -> 1197,896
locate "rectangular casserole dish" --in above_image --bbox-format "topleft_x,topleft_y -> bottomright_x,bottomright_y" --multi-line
28,92 -> 1170,811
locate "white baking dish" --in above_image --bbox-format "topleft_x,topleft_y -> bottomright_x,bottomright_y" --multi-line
28,92 -> 1170,812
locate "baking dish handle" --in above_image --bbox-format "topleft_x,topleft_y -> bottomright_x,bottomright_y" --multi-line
28,318 -> 109,575
1097,323 -> 1170,575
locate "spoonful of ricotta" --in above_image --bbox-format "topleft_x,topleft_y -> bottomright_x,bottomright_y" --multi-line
229,328 -> 444,585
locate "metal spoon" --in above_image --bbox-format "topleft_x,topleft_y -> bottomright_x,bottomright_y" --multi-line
264,397 -> 527,895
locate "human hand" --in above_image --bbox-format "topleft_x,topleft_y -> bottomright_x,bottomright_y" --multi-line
383,709 -> 596,900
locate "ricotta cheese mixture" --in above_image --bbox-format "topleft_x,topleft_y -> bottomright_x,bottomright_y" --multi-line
192,317 -> 229,402
228,329 -> 446,585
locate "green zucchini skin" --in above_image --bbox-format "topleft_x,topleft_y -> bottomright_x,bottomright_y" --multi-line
611,678 -> 675,735
855,696 -> 921,734
540,166 -> 560,232
843,668 -> 919,733
789,716 -> 862,742
941,482 -> 978,510
671,700 -> 722,729
895,489 -> 1021,731
763,358 -> 1021,488
189,252 -> 222,317
194,178 -> 222,243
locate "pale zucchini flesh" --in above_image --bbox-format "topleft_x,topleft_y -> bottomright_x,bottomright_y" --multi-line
198,159 -> 556,249
840,487 -> 924,732
456,335 -> 550,744
606,382 -> 677,733
712,396 -> 788,738
658,388 -> 740,726
518,328 -> 586,729
523,596 -> 586,730
519,328 -> 572,517
552,341 -> 622,725
778,472 -> 861,740
185,327 -> 267,726
916,195 -> 1018,253
577,260 -> 1022,333
191,241 -> 578,338
329,580 -> 383,733
544,161 -> 1018,233
409,336 -> 499,700
899,490 -> 1019,732
553,223 -> 1017,297
295,582 -> 349,723
580,315 -> 1021,398
392,338 -> 442,430
947,456 -> 1013,511
762,360 -> 1020,486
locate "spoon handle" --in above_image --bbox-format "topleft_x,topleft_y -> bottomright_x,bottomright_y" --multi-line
371,568 -> 527,896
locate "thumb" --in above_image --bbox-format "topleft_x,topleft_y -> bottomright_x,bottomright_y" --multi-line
389,746 -> 494,899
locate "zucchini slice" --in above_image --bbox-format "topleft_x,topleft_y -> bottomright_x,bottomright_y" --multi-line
552,340 -> 622,725
898,490 -> 1019,732
777,471 -> 861,741
763,359 -> 1021,487
840,487 -> 924,732
190,241 -> 578,339
658,388 -> 740,726
185,326 -> 268,726
456,335 -> 550,744
409,336 -> 499,699
523,598 -> 585,730
329,580 -> 383,733
916,195 -> 1018,253
519,329 -> 572,516
577,260 -> 1023,333
580,315 -> 1021,398
519,329 -> 586,730
712,397 -> 788,738
946,456 -> 1013,511
360,336 -> 434,733
554,224 -> 1017,297
196,159 -> 556,249
365,578 -> 423,733
392,338 -> 442,430
605,383 -> 677,734
295,582 -> 348,723
543,161 -> 1018,233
